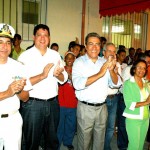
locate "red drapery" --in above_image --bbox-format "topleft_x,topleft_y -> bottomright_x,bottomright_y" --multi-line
99,0 -> 150,17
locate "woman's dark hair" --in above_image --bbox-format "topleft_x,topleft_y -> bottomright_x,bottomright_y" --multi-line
117,49 -> 126,55
130,59 -> 147,76
68,41 -> 77,51
68,42 -> 80,51
33,24 -> 50,36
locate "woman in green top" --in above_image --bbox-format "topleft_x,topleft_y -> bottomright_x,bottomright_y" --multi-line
123,59 -> 150,150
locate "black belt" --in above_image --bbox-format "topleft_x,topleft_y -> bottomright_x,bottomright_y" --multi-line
0,110 -> 18,118
29,97 -> 56,102
1,114 -> 8,118
107,94 -> 118,99
81,101 -> 106,106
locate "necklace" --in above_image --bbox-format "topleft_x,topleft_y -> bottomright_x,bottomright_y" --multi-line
136,79 -> 143,89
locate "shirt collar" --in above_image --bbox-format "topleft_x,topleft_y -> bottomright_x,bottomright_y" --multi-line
130,76 -> 146,83
84,53 -> 102,62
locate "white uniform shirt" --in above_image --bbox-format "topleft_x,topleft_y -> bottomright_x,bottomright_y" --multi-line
0,58 -> 31,114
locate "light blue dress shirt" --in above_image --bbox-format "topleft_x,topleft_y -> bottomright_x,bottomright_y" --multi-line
72,54 -> 121,104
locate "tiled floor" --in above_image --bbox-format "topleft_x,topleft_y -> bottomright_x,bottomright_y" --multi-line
60,135 -> 117,150
38,132 -> 149,150
60,134 -> 149,150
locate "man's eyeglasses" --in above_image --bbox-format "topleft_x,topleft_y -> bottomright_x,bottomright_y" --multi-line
87,42 -> 101,47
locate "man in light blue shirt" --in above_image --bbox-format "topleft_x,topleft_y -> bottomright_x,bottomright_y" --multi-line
72,32 -> 121,150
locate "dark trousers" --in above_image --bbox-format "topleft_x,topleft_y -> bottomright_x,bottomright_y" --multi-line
104,94 -> 119,150
20,97 -> 59,150
117,93 -> 128,150
57,107 -> 77,149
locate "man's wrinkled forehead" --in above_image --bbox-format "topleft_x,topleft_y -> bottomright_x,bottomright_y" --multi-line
0,36 -> 12,42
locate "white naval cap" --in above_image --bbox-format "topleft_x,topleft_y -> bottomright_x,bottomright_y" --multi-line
0,23 -> 15,39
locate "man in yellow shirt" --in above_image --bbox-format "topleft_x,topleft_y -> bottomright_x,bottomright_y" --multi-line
10,34 -> 25,60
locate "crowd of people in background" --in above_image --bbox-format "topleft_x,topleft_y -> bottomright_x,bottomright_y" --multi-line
0,23 -> 150,150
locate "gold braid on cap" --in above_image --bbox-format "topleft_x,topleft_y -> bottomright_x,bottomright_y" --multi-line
0,24 -> 13,38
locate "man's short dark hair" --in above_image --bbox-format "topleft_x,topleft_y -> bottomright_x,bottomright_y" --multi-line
129,47 -> 135,52
14,34 -> 21,40
50,43 -> 59,49
85,32 -> 101,45
100,37 -> 107,42
33,24 -> 50,36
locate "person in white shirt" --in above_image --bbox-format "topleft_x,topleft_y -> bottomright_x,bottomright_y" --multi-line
72,33 -> 121,150
18,24 -> 68,150
103,44 -> 125,150
0,23 -> 30,150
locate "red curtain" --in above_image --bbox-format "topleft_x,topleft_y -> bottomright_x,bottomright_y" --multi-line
99,0 -> 150,17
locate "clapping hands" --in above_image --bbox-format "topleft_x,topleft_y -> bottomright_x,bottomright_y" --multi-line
53,61 -> 64,77
7,78 -> 26,96
107,55 -> 117,71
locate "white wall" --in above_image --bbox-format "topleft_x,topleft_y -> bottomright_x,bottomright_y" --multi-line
21,2 -> 150,53
1,0 -> 149,53
46,0 -> 102,56
21,0 -> 102,56
47,0 -> 82,56
84,0 -> 102,35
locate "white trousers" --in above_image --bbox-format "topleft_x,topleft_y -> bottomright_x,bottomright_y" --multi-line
0,111 -> 23,150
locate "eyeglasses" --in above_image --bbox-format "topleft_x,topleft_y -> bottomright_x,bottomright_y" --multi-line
87,42 -> 101,47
